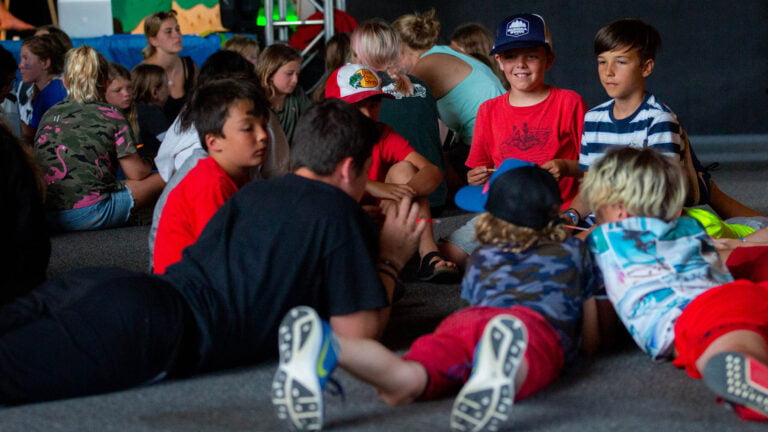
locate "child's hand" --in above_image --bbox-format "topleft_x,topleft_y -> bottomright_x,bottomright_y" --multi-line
379,196 -> 426,271
366,181 -> 416,201
467,166 -> 492,185
541,159 -> 567,180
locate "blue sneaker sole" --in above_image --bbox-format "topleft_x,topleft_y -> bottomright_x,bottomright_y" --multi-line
703,351 -> 768,416
272,306 -> 325,431
450,314 -> 528,432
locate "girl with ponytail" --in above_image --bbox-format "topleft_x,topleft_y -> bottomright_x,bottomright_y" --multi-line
32,46 -> 165,232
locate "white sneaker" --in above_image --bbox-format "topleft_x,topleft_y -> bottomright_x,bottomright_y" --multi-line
272,306 -> 340,431
450,314 -> 528,432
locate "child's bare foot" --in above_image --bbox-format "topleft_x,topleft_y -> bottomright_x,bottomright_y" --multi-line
417,251 -> 461,283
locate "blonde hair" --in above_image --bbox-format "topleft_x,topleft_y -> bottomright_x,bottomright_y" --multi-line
223,35 -> 260,59
107,62 -> 138,134
64,46 -> 109,103
351,20 -> 414,96
475,212 -> 569,253
256,43 -> 301,99
392,9 -> 440,51
580,147 -> 686,221
142,10 -> 179,59
131,63 -> 167,105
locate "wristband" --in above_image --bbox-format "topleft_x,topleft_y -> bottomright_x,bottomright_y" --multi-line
563,209 -> 580,226
739,237 -> 746,242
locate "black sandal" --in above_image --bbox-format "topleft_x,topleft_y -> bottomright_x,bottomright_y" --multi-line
417,251 -> 461,283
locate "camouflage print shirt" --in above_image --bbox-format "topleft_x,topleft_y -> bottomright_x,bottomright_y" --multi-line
34,100 -> 137,211
461,238 -> 598,363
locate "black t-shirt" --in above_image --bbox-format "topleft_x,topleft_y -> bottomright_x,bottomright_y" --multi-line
135,103 -> 170,161
162,174 -> 386,372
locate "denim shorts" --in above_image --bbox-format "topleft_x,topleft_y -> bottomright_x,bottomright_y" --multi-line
47,187 -> 134,232
445,214 -> 481,255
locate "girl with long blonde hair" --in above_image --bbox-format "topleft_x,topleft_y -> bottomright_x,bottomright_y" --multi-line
33,46 -> 165,232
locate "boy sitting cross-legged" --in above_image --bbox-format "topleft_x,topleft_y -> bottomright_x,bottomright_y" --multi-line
568,18 -> 763,228
582,147 -> 768,421
152,78 -> 270,273
440,13 -> 588,269
272,159 -> 600,431
325,63 -> 460,282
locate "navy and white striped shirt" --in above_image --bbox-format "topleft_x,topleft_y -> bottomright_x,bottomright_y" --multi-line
578,94 -> 681,171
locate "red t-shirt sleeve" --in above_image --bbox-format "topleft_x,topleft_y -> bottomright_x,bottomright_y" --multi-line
153,159 -> 238,273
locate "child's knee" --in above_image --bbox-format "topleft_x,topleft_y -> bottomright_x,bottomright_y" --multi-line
385,161 -> 417,184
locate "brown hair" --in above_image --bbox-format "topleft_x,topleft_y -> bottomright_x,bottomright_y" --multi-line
35,25 -> 73,51
142,10 -> 179,59
594,18 -> 661,63
22,34 -> 66,76
131,63 -> 167,105
312,32 -> 351,102
450,22 -> 508,90
392,9 -> 441,51
256,43 -> 302,98
223,35 -> 260,62
475,212 -> 569,253
107,62 -> 138,134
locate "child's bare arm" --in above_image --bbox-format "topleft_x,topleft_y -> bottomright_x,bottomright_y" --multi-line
403,152 -> 442,197
366,180 -> 416,201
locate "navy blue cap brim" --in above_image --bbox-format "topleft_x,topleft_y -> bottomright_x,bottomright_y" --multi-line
490,40 -> 547,56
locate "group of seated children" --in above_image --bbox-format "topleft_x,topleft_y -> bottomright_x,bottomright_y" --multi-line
269,10 -> 768,432
273,147 -> 768,431
2,7 -> 768,431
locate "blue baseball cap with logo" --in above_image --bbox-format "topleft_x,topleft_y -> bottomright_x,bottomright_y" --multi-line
490,13 -> 552,55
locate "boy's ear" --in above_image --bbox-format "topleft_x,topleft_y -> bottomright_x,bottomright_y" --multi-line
641,58 -> 655,78
205,133 -> 222,153
493,53 -> 503,68
335,156 -> 356,184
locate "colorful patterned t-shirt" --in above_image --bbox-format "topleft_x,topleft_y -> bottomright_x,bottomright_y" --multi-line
588,216 -> 733,359
34,100 -> 137,211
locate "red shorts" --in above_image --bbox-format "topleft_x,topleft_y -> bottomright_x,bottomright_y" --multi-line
726,246 -> 768,282
673,280 -> 768,378
403,305 -> 564,401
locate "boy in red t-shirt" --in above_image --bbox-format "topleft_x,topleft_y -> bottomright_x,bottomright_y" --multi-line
443,13 -> 588,268
153,79 -> 270,273
326,64 -> 459,283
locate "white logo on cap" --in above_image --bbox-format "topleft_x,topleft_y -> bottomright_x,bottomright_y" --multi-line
506,18 -> 529,37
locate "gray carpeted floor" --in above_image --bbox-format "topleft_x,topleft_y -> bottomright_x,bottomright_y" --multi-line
3,137 -> 767,431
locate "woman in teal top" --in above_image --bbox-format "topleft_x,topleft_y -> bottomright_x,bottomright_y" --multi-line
393,10 -> 505,149
393,10 -> 505,182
